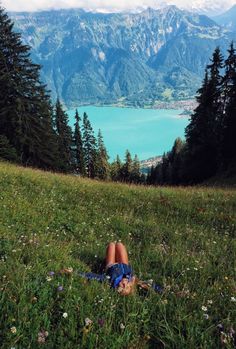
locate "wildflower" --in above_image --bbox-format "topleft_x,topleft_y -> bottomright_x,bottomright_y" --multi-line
203,313 -> 209,320
57,286 -> 64,292
207,299 -> 213,305
10,326 -> 17,334
120,323 -> 125,330
85,318 -> 93,326
98,318 -> 105,327
38,330 -> 49,343
46,276 -> 52,282
231,297 -> 236,302
48,271 -> 55,276
62,312 -> 68,318
201,306 -> 208,312
38,335 -> 45,343
220,332 -> 230,345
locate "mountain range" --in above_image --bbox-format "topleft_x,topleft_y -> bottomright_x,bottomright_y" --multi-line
10,6 -> 235,107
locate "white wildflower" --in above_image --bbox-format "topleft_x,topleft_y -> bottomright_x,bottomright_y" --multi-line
10,326 -> 17,334
85,318 -> 93,326
201,306 -> 208,312
120,323 -> 125,330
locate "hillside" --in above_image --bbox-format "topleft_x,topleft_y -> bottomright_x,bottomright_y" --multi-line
214,5 -> 236,32
0,161 -> 235,348
10,6 -> 234,107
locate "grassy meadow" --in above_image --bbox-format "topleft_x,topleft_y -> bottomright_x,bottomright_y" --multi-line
0,161 -> 235,348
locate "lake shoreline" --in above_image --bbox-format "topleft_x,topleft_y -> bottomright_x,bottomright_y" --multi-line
66,99 -> 197,113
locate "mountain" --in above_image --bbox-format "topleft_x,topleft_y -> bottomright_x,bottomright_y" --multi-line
213,5 -> 236,31
10,6 -> 234,107
171,0 -> 236,16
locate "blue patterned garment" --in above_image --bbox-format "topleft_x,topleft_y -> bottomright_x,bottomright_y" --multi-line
106,263 -> 133,288
78,265 -> 162,293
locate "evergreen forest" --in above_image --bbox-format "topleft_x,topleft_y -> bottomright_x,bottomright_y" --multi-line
147,45 -> 236,185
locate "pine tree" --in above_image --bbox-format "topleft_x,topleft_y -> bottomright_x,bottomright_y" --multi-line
55,99 -> 73,172
130,154 -> 141,183
73,109 -> 86,175
111,155 -> 122,181
185,47 -> 224,183
168,138 -> 185,184
147,165 -> 155,185
0,7 -> 60,170
96,129 -> 110,180
122,150 -> 132,182
0,135 -> 18,161
206,46 -> 224,168
221,42 -> 236,169
82,113 -> 97,178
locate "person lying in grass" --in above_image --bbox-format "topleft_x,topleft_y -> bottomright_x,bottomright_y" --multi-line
105,242 -> 136,296
78,242 -> 162,296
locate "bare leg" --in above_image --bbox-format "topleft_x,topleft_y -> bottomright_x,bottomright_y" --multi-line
105,242 -> 116,269
115,242 -> 129,264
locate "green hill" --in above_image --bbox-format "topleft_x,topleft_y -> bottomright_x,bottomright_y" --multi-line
0,161 -> 235,348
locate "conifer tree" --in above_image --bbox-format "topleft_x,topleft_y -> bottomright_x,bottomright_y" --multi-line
0,135 -> 18,162
111,155 -> 122,181
185,49 -> 223,183
96,129 -> 110,180
168,138 -> 185,184
206,46 -> 224,168
55,99 -> 73,172
0,7 -> 60,170
122,150 -> 132,182
73,109 -> 86,175
82,113 -> 97,178
130,154 -> 141,183
147,165 -> 155,185
221,42 -> 236,168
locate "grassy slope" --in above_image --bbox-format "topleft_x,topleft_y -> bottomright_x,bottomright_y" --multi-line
0,161 -> 235,349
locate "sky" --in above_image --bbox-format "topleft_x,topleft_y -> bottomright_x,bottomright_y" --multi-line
1,0 -> 236,14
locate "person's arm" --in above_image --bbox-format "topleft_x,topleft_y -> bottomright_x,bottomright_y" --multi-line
78,271 -> 107,282
137,278 -> 163,293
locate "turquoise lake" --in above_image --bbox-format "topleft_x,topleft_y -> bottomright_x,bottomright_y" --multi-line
68,106 -> 190,161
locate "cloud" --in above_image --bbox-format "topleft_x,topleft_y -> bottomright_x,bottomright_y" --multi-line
1,0 -> 165,12
1,0 -> 236,13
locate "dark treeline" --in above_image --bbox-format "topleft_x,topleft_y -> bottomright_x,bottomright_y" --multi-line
148,44 -> 236,185
110,151 -> 145,184
0,7 -> 144,183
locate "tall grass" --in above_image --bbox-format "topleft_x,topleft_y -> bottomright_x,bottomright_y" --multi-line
0,161 -> 235,348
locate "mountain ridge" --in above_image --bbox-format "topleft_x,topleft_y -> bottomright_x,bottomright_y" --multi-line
10,6 -> 234,107
214,4 -> 236,31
